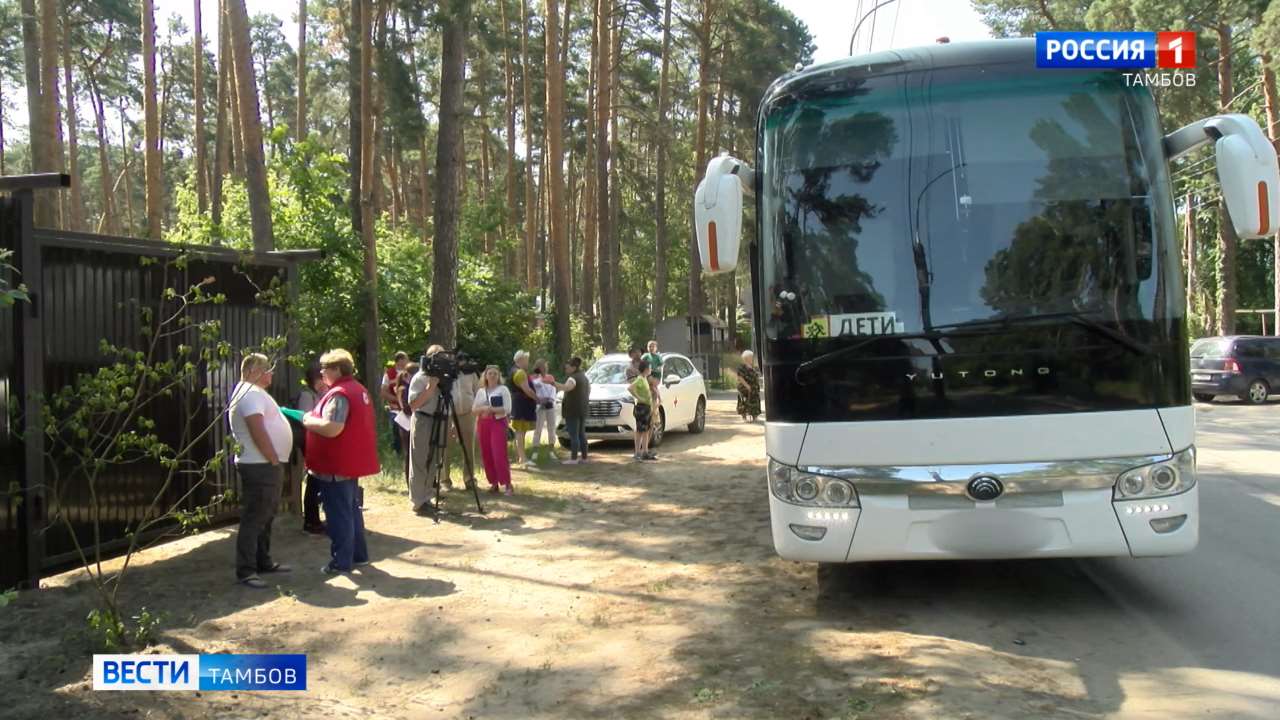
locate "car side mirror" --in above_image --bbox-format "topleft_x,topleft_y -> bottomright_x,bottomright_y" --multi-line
664,374 -> 680,385
1208,114 -> 1280,239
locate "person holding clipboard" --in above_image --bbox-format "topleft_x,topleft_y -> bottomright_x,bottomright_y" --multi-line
473,365 -> 515,495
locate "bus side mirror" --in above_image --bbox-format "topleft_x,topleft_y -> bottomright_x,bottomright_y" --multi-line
694,156 -> 746,275
1208,114 -> 1279,239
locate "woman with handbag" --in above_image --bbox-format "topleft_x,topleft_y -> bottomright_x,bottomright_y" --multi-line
474,366 -> 515,495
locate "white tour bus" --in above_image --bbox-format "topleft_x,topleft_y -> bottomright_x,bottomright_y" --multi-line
693,39 -> 1278,564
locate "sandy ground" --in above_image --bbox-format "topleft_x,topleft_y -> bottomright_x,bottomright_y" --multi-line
0,394 -> 1251,719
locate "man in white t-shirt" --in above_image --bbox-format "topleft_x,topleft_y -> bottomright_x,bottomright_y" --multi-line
228,353 -> 294,588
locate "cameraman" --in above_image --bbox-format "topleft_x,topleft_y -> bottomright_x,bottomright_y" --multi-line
406,345 -> 445,515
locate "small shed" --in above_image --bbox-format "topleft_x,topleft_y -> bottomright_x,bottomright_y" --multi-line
655,314 -> 732,379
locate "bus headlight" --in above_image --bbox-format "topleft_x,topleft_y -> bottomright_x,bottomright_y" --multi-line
1114,447 -> 1196,500
768,458 -> 860,508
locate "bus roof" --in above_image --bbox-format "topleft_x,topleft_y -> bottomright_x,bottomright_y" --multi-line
762,38 -> 1038,109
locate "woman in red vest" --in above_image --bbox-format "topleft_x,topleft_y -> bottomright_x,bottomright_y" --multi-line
304,349 -> 380,574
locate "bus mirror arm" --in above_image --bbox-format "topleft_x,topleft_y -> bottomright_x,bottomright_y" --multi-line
1163,114 -> 1279,239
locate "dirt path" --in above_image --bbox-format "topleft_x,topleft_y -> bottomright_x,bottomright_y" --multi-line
0,395 -> 1166,719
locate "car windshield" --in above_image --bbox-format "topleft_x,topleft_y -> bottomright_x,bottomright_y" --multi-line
586,361 -> 631,385
1190,339 -> 1230,358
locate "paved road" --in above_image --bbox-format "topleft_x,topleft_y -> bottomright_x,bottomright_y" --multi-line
819,399 -> 1280,718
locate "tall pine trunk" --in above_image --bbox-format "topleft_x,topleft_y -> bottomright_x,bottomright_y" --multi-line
296,0 -> 308,138
545,0 -> 571,362
61,3 -> 81,230
227,0 -> 274,251
1214,23 -> 1235,335
594,0 -> 615,350
358,0 -> 380,384
520,0 -> 537,290
40,0 -> 65,228
652,0 -> 672,326
500,0 -> 519,280
607,5 -> 623,343
429,0 -> 471,348
579,0 -> 597,327
21,0 -> 50,224
142,0 -> 162,238
690,0 -> 715,319
348,0 -> 363,243
211,0 -> 230,235
194,0 -> 207,213
89,77 -> 117,234
1262,55 -> 1279,336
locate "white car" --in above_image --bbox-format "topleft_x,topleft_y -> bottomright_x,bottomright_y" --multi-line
557,352 -> 708,447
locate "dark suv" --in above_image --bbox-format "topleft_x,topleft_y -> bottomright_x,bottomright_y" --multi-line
1190,336 -> 1280,404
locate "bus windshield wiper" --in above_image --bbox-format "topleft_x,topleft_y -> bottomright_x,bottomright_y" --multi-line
929,310 -> 1154,356
794,310 -> 1151,384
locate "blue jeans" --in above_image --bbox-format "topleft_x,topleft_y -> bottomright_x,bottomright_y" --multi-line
316,477 -> 368,571
565,416 -> 589,459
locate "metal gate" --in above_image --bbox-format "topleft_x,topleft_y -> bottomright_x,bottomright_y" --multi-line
1,174 -> 315,589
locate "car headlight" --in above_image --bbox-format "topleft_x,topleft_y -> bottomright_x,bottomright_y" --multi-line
1114,447 -> 1196,500
768,458 -> 860,508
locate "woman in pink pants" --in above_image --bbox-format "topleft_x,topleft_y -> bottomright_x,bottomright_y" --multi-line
473,366 -> 515,495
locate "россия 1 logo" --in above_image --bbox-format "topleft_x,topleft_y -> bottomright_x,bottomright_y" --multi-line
1036,31 -> 1196,86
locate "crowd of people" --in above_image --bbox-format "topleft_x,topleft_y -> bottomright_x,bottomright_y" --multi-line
226,339 -> 763,588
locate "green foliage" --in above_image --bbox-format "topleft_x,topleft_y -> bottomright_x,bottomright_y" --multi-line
0,587 -> 16,608
85,606 -> 162,651
0,249 -> 28,308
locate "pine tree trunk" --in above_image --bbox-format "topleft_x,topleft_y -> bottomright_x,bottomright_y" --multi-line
1262,55 -> 1280,336
119,106 -> 136,234
40,0 -> 65,228
296,0 -> 308,138
429,0 -> 471,349
142,0 -> 162,237
608,5 -> 624,340
359,0 -> 381,384
1214,22 -> 1235,335
193,0 -> 207,213
211,0 -> 230,234
520,0 -> 537,290
579,0 -> 597,326
499,0 -> 519,280
61,3 -> 81,231
594,0 -> 614,350
89,78 -> 116,234
21,0 -> 49,225
348,0 -> 363,242
227,0 -> 274,251
0,84 -> 5,175
226,0 -> 244,178
653,0 -> 672,327
690,0 -> 715,318
545,0 -> 571,361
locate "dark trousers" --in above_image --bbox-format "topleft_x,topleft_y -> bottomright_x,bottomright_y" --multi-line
236,463 -> 283,579
317,477 -> 369,571
303,472 -> 323,527
565,416 -> 589,459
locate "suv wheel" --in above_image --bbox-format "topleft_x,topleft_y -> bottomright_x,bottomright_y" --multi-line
1243,379 -> 1270,405
1192,392 -> 1215,403
688,397 -> 706,433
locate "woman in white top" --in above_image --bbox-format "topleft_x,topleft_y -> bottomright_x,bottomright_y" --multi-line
473,366 -> 514,495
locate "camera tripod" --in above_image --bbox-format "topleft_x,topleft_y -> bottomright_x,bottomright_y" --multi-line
415,377 -> 485,520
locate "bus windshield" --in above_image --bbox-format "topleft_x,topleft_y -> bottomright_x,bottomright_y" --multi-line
760,65 -> 1179,343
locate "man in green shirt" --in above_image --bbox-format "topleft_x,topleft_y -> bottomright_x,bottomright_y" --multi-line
628,360 -> 655,462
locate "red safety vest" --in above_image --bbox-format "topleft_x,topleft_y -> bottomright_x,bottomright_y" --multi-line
305,376 -> 380,478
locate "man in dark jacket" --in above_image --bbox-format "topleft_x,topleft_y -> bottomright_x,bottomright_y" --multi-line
557,357 -> 592,464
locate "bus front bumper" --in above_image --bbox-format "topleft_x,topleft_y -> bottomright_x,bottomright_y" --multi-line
770,486 -> 1199,562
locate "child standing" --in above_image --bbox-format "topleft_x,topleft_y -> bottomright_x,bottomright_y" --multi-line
629,360 -> 655,462
530,359 -> 559,462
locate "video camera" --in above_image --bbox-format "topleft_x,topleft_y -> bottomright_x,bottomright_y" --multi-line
420,349 -> 480,381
